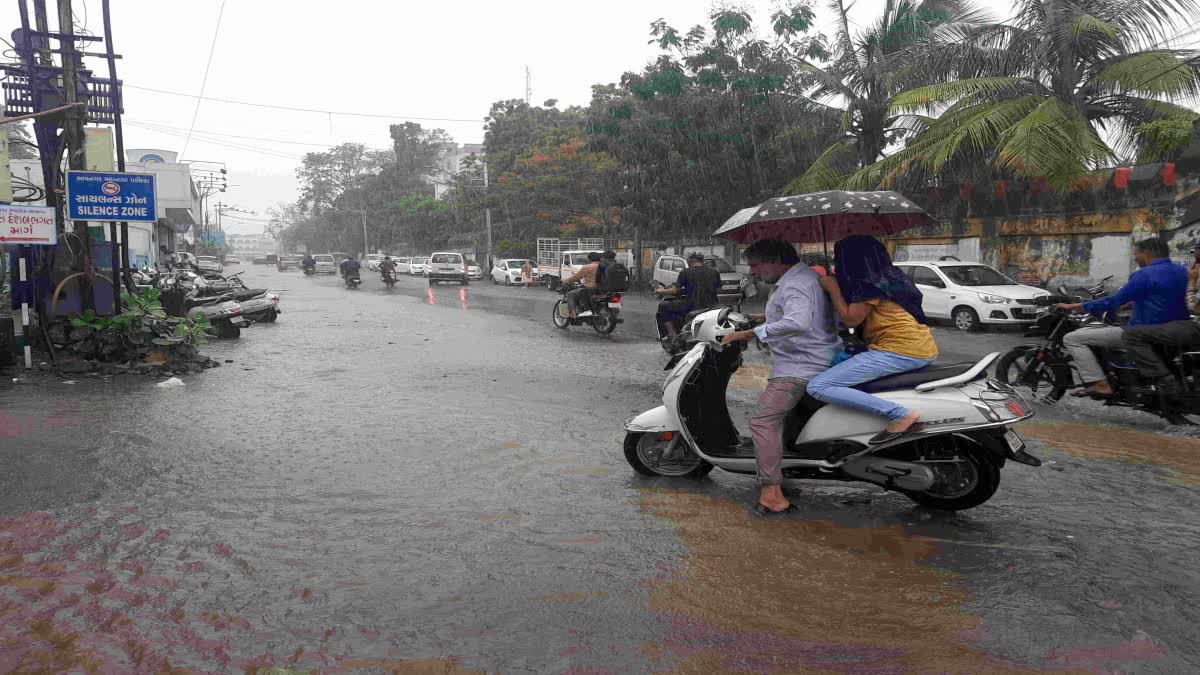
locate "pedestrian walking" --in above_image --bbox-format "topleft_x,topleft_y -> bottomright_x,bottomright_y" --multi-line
522,260 -> 534,288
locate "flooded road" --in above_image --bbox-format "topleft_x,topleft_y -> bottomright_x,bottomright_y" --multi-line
2,266 -> 1197,672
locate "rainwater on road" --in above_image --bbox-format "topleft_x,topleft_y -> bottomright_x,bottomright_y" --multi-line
2,265 -> 1197,672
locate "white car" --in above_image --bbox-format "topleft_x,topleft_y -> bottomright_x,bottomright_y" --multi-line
895,261 -> 1051,331
427,252 -> 469,285
492,259 -> 537,285
365,254 -> 384,271
653,254 -> 746,304
465,260 -> 484,280
409,257 -> 429,276
394,257 -> 412,274
312,253 -> 337,274
195,255 -> 222,274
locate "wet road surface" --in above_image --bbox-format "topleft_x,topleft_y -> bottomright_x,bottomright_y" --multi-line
2,266 -> 1198,672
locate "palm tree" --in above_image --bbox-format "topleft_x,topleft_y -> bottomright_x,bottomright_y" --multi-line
783,0 -> 986,194
850,0 -> 1200,190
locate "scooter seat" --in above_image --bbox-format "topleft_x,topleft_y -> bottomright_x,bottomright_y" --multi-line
230,289 -> 267,301
854,362 -> 981,393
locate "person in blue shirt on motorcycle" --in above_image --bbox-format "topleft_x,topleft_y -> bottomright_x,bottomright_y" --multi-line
1056,237 -> 1189,397
302,254 -> 317,272
340,256 -> 361,279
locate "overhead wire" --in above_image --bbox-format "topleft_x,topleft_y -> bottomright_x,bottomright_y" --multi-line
124,84 -> 485,123
180,0 -> 228,160
125,119 -> 338,147
126,120 -> 304,160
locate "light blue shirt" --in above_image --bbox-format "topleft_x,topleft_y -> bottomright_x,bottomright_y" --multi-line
752,264 -> 841,380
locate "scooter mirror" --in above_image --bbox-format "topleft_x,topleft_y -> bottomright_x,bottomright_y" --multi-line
741,280 -> 759,299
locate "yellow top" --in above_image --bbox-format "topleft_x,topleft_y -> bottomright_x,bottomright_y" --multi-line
862,299 -> 939,359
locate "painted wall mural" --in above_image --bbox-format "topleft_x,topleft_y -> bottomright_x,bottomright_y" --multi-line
996,236 -> 1092,287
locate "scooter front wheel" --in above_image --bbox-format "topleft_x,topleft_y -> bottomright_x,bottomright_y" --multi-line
552,300 -> 571,329
624,432 -> 713,479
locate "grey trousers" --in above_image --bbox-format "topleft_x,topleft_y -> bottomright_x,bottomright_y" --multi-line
748,377 -> 809,486
1063,325 -> 1124,384
1122,320 -> 1200,379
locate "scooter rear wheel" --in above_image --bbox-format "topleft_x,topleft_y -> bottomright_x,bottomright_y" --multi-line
624,432 -> 713,479
898,439 -> 1000,511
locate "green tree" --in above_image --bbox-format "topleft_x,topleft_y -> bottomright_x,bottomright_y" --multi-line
587,5 -> 837,239
784,0 -> 984,193
853,0 -> 1200,189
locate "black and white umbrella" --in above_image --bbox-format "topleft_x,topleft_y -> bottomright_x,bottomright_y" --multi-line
713,190 -> 935,244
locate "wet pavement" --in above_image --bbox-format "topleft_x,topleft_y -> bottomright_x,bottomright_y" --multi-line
2,265 -> 1198,673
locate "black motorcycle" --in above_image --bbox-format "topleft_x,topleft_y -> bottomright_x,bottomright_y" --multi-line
303,265 -> 315,276
344,271 -> 362,289
551,283 -> 621,334
381,268 -> 397,288
995,295 -> 1200,424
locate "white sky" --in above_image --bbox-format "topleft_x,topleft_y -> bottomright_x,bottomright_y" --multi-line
5,0 -> 1025,233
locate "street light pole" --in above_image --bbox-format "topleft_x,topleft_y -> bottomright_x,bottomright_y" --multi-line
359,209 -> 369,256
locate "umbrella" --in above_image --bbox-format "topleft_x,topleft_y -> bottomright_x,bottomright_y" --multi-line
713,190 -> 935,245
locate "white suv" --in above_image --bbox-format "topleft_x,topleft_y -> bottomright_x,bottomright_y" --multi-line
895,261 -> 1050,331
426,252 -> 469,285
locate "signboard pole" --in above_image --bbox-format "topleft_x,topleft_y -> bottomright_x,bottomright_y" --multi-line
18,255 -> 31,369
108,221 -> 120,312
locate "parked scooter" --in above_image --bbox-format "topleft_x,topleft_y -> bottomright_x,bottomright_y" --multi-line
158,274 -> 245,339
192,274 -> 281,324
995,295 -> 1200,424
624,308 -> 1041,511
552,283 -> 622,334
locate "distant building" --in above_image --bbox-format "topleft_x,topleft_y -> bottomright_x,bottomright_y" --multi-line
429,143 -> 485,200
226,233 -> 274,258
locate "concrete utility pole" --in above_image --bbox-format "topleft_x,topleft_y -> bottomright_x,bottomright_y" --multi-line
483,162 -> 492,271
58,0 -> 86,235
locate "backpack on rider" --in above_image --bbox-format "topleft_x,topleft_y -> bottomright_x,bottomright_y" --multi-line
597,251 -> 629,292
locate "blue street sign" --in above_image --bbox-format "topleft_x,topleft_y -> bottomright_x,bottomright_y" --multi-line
66,171 -> 157,222
202,231 -> 226,247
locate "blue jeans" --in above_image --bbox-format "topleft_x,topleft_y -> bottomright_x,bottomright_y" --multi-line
807,349 -> 937,421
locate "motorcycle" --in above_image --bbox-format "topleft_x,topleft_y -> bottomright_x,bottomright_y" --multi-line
344,271 -> 362,289
158,274 -> 245,339
304,265 -> 316,276
995,296 -> 1200,425
624,308 -> 1041,511
552,283 -> 622,334
381,268 -> 398,288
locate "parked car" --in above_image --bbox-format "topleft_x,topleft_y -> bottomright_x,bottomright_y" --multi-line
195,255 -> 222,274
895,261 -> 1051,331
225,255 -> 241,265
652,254 -> 745,304
409,257 -> 429,276
277,254 -> 304,272
365,253 -> 384,271
492,259 -> 537,285
465,259 -> 484,280
313,253 -> 337,274
427,252 -> 469,285
252,255 -> 269,265
264,254 -> 279,266
394,257 -> 412,274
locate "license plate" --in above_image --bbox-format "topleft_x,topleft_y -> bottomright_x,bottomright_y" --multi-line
608,302 -> 622,308
230,317 -> 246,326
1003,429 -> 1025,452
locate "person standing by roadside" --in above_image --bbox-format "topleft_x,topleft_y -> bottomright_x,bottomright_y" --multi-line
719,239 -> 841,515
521,260 -> 534,288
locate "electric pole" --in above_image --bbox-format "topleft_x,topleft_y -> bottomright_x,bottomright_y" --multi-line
525,66 -> 531,106
483,162 -> 492,272
59,0 -> 86,237
359,209 -> 369,256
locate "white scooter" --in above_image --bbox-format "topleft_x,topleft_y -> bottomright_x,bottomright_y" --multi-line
624,308 -> 1042,511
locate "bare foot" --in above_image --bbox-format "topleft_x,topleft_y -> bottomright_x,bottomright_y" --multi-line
757,485 -> 791,512
885,410 -> 922,434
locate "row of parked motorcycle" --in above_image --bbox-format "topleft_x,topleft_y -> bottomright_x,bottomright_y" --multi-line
132,267 -> 282,339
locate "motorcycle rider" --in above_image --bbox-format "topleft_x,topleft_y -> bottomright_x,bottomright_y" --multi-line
719,239 -> 842,515
340,255 -> 361,280
655,252 -> 722,338
302,254 -> 317,273
561,252 -> 603,320
1188,242 -> 1200,312
379,255 -> 397,281
1056,237 -> 1189,397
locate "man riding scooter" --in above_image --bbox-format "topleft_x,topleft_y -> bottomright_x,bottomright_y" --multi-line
379,255 -> 397,284
1056,237 -> 1190,397
302,254 -> 317,275
655,252 -> 722,340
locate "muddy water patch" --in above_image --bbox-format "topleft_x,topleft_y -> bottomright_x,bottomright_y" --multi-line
635,490 -> 1041,672
1023,422 -> 1200,486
